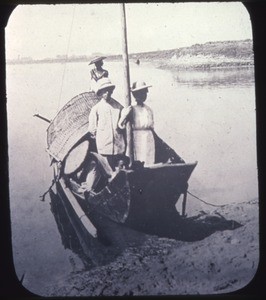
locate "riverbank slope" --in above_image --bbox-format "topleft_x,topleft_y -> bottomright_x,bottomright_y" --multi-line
130,39 -> 254,70
47,198 -> 259,296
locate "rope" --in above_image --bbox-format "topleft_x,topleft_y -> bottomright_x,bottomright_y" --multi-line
40,179 -> 56,202
187,190 -> 227,208
57,5 -> 76,111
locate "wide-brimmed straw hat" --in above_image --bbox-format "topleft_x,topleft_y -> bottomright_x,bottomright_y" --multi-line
96,78 -> 115,96
131,81 -> 152,92
89,56 -> 106,65
64,140 -> 89,175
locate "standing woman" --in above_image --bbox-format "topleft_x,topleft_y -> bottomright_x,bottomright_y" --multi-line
119,81 -> 155,166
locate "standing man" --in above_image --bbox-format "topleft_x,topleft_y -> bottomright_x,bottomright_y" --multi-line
88,78 -> 129,170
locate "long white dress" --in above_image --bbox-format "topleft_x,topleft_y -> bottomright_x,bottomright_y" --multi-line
131,104 -> 155,166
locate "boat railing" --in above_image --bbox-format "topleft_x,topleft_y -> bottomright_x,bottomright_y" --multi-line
144,161 -> 198,170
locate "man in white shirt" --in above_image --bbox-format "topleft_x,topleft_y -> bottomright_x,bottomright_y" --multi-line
88,78 -> 128,170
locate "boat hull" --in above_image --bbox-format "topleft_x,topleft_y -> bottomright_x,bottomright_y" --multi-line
79,162 -> 197,236
53,161 -> 196,243
53,176 -> 147,266
125,163 -> 196,233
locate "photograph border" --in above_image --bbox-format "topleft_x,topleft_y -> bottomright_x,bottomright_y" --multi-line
1,1 -> 265,298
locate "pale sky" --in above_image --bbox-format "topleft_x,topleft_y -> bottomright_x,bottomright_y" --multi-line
5,2 -> 252,60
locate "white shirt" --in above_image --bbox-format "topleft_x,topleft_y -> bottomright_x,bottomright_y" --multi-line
88,98 -> 125,155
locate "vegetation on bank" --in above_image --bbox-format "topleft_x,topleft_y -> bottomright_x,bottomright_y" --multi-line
7,39 -> 253,69
127,39 -> 254,69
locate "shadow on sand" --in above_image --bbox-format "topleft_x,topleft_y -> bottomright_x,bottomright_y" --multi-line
49,189 -> 242,270
147,211 -> 242,242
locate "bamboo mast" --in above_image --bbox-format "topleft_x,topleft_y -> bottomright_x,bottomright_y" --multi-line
120,3 -> 134,166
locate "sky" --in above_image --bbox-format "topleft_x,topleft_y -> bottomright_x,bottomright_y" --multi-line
5,2 -> 252,60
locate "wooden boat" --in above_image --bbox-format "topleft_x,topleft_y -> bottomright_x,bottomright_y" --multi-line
42,4 -> 197,263
41,5 -> 244,266
46,91 -> 197,252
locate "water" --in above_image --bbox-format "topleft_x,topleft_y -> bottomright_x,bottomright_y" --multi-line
6,61 -> 257,295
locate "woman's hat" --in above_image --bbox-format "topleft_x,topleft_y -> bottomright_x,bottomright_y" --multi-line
131,81 -> 152,92
96,78 -> 115,96
89,56 -> 106,65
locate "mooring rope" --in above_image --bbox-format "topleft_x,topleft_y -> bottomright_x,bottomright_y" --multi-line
187,190 -> 227,208
40,179 -> 56,202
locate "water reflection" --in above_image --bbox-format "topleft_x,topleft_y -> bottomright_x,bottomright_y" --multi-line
49,189 -> 93,269
170,67 -> 254,88
49,188 -> 147,269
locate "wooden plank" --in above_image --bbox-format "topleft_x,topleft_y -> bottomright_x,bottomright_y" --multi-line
120,3 -> 134,166
182,191 -> 188,217
147,162 -> 197,170
59,178 -> 97,238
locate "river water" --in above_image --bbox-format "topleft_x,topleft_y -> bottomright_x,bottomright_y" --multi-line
6,61 -> 258,295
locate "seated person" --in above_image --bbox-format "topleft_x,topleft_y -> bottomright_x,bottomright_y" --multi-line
64,141 -> 113,196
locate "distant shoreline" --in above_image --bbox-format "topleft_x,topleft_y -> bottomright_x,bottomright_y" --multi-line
155,61 -> 254,71
6,39 -> 254,70
6,58 -> 254,72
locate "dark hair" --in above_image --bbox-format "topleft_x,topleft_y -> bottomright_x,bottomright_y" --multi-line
132,88 -> 148,99
97,86 -> 115,96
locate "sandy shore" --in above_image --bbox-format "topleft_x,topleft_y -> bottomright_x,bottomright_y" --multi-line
46,197 -> 259,296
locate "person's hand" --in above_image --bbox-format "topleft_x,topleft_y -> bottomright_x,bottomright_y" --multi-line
122,105 -> 132,119
118,106 -> 133,129
88,132 -> 96,140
